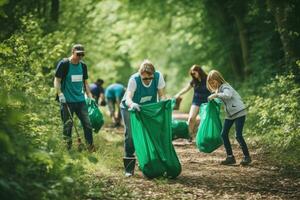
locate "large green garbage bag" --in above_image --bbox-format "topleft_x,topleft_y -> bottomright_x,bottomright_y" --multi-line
171,120 -> 190,140
85,99 -> 104,133
171,98 -> 190,140
130,100 -> 181,179
196,99 -> 223,153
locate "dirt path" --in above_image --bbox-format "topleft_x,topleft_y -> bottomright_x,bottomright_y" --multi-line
113,140 -> 299,200
96,113 -> 300,200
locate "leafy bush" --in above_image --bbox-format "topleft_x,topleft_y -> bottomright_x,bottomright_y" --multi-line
245,72 -> 300,168
0,16 -> 90,200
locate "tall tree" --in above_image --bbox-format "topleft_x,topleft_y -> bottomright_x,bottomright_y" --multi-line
266,0 -> 300,66
51,0 -> 59,23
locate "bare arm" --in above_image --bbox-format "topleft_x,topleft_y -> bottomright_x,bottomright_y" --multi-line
54,77 -> 62,95
125,90 -> 134,107
98,93 -> 105,105
84,80 -> 93,98
175,84 -> 192,98
158,88 -> 166,100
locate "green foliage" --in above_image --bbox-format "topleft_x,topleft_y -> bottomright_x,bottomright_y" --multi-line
0,13 -> 90,200
1,0 -> 300,198
245,73 -> 300,167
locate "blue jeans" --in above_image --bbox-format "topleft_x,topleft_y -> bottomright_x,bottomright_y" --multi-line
221,115 -> 250,157
61,102 -> 93,147
120,107 -> 135,158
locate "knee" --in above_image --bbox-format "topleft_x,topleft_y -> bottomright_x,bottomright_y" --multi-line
188,116 -> 196,124
235,135 -> 244,143
221,130 -> 228,138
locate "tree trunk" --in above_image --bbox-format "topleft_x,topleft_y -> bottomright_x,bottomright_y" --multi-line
266,0 -> 295,66
214,2 -> 245,80
51,0 -> 59,23
234,14 -> 249,77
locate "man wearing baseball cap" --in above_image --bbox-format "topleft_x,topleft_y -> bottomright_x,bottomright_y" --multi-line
54,44 -> 95,152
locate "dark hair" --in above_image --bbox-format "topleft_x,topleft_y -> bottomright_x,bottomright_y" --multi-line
96,79 -> 104,86
189,65 -> 207,81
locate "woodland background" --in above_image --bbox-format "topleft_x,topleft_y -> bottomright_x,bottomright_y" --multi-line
0,0 -> 299,199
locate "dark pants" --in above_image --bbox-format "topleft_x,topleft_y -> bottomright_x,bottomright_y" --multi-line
120,107 -> 135,158
60,102 -> 93,147
221,115 -> 250,157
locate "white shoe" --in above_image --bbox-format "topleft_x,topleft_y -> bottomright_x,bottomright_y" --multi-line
125,172 -> 133,177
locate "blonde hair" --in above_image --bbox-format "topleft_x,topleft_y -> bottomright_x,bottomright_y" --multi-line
139,59 -> 155,75
207,70 -> 227,92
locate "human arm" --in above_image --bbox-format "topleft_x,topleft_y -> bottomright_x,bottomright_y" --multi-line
125,90 -> 134,107
157,71 -> 166,100
208,86 -> 233,100
158,88 -> 166,100
54,61 -> 64,97
54,77 -> 66,103
54,77 -> 62,96
84,80 -> 93,99
98,93 -> 105,106
174,84 -> 192,99
216,86 -> 233,100
125,90 -> 140,111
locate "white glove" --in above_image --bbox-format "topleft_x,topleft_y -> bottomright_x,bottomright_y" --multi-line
208,93 -> 218,101
129,102 -> 140,111
174,94 -> 180,99
59,93 -> 66,103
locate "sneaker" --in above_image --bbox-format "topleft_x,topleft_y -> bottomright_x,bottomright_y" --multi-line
240,156 -> 252,166
125,172 -> 133,177
220,156 -> 236,165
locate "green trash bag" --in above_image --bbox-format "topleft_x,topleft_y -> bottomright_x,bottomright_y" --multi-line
172,120 -> 190,140
171,98 -> 190,140
85,99 -> 104,133
196,99 -> 223,153
130,99 -> 181,179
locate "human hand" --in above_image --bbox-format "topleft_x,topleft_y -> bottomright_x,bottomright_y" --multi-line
129,102 -> 140,111
58,93 -> 66,103
86,97 -> 95,105
174,94 -> 180,99
208,93 -> 218,101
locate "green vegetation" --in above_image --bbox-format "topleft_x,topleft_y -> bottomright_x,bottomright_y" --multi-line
0,0 -> 299,199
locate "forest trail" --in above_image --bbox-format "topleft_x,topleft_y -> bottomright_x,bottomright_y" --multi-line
123,142 -> 300,199
91,113 -> 300,200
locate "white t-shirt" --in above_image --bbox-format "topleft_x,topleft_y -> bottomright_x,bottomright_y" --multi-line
127,71 -> 165,93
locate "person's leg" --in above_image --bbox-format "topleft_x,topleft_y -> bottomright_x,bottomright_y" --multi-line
220,119 -> 237,165
107,99 -> 115,125
121,107 -> 135,157
75,102 -> 93,148
234,116 -> 251,165
115,100 -> 122,127
187,105 -> 200,140
61,103 -> 74,150
121,107 -> 135,176
221,119 -> 235,156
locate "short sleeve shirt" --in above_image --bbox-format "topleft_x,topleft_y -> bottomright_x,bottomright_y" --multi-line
55,61 -> 87,102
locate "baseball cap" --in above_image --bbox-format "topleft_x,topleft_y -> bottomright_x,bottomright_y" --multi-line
72,44 -> 85,53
